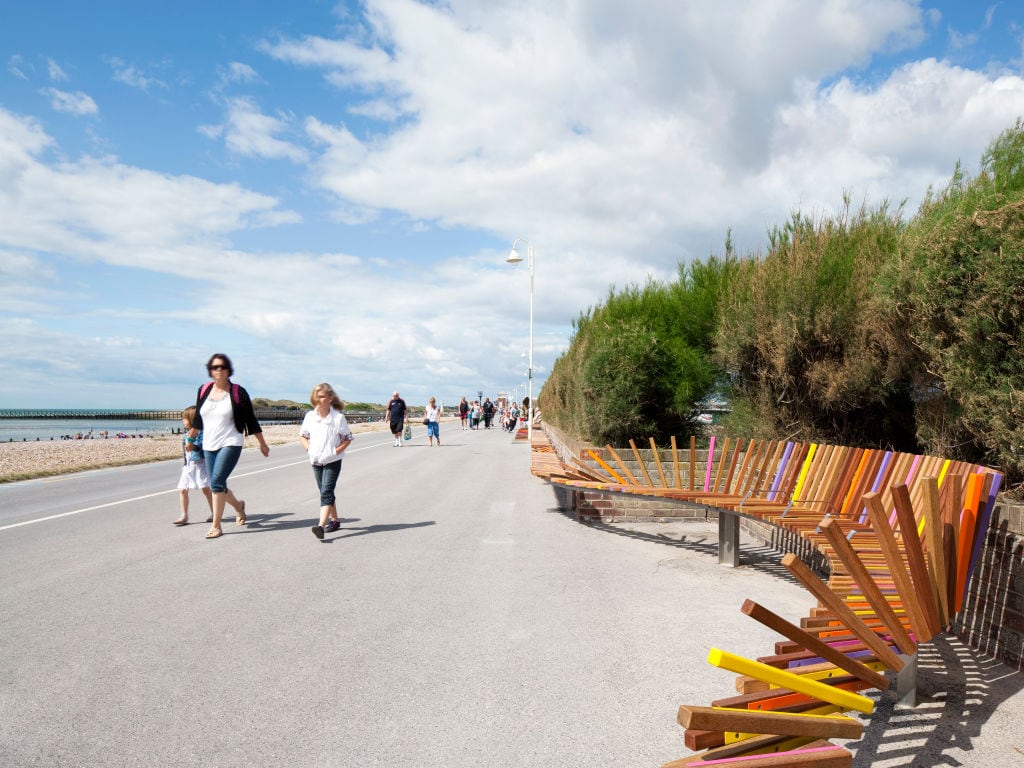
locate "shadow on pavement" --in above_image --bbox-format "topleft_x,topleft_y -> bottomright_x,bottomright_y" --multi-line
848,634 -> 1024,766
543,483 -> 1024,766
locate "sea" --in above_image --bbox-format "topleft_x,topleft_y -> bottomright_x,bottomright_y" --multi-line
0,411 -> 182,443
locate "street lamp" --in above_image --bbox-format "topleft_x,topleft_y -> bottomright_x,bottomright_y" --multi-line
506,238 -> 535,442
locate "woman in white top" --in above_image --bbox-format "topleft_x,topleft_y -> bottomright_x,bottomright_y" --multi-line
299,382 -> 354,540
194,353 -> 270,540
425,396 -> 441,446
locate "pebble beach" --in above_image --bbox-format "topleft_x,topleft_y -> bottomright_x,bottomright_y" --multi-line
0,421 -> 392,483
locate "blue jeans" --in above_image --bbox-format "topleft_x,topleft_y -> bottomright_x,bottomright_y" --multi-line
426,421 -> 439,439
204,445 -> 242,493
312,461 -> 342,506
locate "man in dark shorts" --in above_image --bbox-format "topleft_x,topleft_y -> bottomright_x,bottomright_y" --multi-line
385,391 -> 407,447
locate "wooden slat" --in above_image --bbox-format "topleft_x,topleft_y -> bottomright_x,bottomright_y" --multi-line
863,492 -> 933,644
604,445 -> 637,485
651,437 -> 668,488
672,435 -> 682,489
819,518 -> 916,655
920,476 -> 949,627
713,437 -> 733,493
662,735 -> 820,767
891,484 -> 942,635
586,449 -> 625,485
683,745 -> 853,767
782,553 -> 904,672
677,705 -> 863,740
741,600 -> 889,690
707,648 -> 875,714
630,439 -> 655,487
690,435 -> 696,491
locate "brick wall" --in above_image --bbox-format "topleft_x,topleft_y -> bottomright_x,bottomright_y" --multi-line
956,502 -> 1024,671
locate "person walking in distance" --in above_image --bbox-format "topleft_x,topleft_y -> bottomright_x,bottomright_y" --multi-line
385,391 -> 407,447
425,396 -> 441,447
299,383 -> 354,540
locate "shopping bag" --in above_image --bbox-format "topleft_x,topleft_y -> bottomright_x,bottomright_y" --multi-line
403,423 -> 412,441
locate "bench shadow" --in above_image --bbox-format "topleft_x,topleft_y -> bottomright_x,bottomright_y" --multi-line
846,634 -> 1024,766
543,484 -> 803,584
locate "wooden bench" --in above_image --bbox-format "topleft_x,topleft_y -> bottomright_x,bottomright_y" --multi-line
529,425 -> 1003,766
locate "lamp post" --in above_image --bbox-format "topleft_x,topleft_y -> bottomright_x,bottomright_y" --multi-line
506,238 -> 534,442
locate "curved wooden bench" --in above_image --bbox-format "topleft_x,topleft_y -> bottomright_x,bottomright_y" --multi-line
529,427 -> 1003,766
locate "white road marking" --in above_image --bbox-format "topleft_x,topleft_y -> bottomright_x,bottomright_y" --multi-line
0,439 -> 391,532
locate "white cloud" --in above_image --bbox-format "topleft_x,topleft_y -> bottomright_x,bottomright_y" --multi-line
0,108 -> 298,269
0,106 -> 539,404
8,54 -> 28,80
260,0 -> 1024,270
43,87 -> 98,116
216,61 -> 262,88
109,57 -> 168,91
47,58 -> 68,82
5,0 -> 1024,407
211,96 -> 310,163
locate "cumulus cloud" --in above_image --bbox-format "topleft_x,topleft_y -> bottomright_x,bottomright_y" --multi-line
47,58 -> 68,82
0,105 -> 539,404
43,87 -> 98,116
216,61 -> 262,89
8,54 -> 28,80
109,57 -> 168,91
5,0 -> 1024,407
207,96 -> 310,163
263,0 -> 1024,269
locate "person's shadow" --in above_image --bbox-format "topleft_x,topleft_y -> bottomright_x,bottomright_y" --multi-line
242,514 -> 436,543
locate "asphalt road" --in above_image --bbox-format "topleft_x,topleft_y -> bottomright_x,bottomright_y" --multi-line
4,425 -> 1020,767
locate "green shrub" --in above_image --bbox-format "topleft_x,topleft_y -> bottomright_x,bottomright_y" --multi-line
885,120 -> 1024,480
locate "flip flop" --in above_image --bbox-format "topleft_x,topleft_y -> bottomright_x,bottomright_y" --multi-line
205,528 -> 223,539
173,517 -> 188,526
236,500 -> 247,526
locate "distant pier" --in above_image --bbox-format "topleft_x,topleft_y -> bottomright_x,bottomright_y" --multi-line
0,408 -> 381,424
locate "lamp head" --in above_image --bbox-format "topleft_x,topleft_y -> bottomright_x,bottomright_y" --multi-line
506,248 -> 523,264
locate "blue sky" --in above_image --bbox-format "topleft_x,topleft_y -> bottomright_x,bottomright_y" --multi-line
2,0 -> 1024,409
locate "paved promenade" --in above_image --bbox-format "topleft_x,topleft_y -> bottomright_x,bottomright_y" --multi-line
1,425 -> 1022,767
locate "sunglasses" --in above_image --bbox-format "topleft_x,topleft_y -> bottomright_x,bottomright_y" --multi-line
208,364 -> 229,371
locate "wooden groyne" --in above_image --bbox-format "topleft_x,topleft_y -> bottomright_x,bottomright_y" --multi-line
0,409 -> 382,424
0,409 -> 182,420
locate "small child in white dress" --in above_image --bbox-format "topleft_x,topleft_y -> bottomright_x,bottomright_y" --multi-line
173,406 -> 214,526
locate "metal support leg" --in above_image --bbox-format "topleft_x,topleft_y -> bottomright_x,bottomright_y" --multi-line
896,652 -> 918,708
719,511 -> 740,567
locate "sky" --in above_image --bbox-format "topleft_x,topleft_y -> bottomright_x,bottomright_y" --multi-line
2,1 -> 1024,409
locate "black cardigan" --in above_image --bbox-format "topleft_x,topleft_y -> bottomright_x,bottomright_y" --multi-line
193,382 -> 263,437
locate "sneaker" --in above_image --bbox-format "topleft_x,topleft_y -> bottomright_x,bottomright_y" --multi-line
312,525 -> 325,540
324,520 -> 340,533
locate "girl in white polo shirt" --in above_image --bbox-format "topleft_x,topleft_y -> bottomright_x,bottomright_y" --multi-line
299,382 -> 354,540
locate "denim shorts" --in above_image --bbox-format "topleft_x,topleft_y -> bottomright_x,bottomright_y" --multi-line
203,445 -> 243,493
426,421 -> 439,439
312,461 -> 342,506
